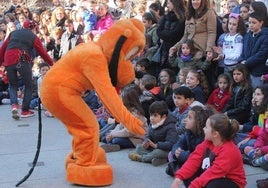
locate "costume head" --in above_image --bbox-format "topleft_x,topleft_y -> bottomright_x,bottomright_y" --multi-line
97,18 -> 145,87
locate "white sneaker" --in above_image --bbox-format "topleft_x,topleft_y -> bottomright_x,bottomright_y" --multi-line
2,98 -> 10,104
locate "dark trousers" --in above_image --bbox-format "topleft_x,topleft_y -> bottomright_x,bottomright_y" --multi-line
184,176 -> 239,188
6,60 -> 32,111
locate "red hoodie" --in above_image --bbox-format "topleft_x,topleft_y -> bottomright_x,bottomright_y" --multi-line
175,140 -> 246,188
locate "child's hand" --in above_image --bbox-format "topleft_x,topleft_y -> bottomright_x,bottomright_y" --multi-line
107,118 -> 115,124
206,51 -> 214,61
169,46 -> 177,56
106,133 -> 113,142
142,139 -> 150,148
254,148 -> 262,158
175,148 -> 183,158
147,139 -> 157,149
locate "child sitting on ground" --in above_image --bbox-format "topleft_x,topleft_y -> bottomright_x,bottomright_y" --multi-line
100,84 -> 148,152
171,114 -> 246,188
128,101 -> 178,166
172,86 -> 193,135
207,73 -> 231,112
166,106 -> 213,177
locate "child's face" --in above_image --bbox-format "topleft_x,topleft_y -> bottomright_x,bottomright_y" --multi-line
248,17 -> 263,34
232,69 -> 244,84
173,94 -> 188,108
116,0 -> 126,8
203,118 -> 213,141
228,17 -> 238,35
181,43 -> 191,56
142,18 -> 151,29
252,88 -> 264,107
0,31 -> 5,40
40,66 -> 50,76
218,77 -> 228,91
222,18 -> 228,33
150,113 -> 165,125
227,2 -> 237,13
186,72 -> 199,89
166,0 -> 174,12
178,70 -> 186,84
135,64 -> 144,72
240,6 -> 249,21
159,71 -> 170,85
184,110 -> 196,131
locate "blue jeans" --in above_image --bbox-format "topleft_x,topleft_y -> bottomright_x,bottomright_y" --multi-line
111,137 -> 134,149
6,60 -> 32,111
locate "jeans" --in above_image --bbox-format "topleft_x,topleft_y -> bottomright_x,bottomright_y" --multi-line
110,137 -> 134,149
5,60 -> 32,111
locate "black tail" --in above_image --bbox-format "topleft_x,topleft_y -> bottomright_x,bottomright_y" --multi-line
16,98 -> 42,187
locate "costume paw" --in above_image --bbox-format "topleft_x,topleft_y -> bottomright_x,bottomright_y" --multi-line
66,162 -> 113,186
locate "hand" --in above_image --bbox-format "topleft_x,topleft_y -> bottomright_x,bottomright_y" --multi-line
169,46 -> 177,56
107,118 -> 115,124
254,148 -> 262,158
106,133 -> 113,142
206,51 -> 214,61
142,139 -> 150,149
241,60 -> 246,64
147,139 -> 157,149
212,46 -> 222,54
171,178 -> 182,188
175,148 -> 183,158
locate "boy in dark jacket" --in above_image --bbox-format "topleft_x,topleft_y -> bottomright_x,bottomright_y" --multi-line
128,101 -> 178,166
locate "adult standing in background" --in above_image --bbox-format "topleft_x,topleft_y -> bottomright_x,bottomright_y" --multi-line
0,20 -> 54,119
59,19 -> 83,58
155,0 -> 186,75
170,0 -> 217,60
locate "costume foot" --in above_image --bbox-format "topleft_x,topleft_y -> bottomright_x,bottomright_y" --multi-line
66,162 -> 113,186
65,147 -> 107,169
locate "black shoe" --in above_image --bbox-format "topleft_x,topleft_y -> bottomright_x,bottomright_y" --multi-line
257,178 -> 268,188
242,154 -> 252,165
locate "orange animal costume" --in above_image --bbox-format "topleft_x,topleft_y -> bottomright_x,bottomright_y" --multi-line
40,19 -> 146,186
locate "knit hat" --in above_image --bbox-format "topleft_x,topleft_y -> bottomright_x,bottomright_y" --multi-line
23,20 -> 36,29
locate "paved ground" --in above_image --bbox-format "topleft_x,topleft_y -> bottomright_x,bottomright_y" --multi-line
0,104 -> 266,188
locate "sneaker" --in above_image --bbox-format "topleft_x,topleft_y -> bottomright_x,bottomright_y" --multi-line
251,158 -> 261,167
242,154 -> 252,165
257,178 -> 268,184
151,158 -> 167,166
21,110 -> 35,118
257,178 -> 268,188
100,144 -> 120,152
2,98 -> 10,104
11,104 -> 20,120
128,152 -> 141,161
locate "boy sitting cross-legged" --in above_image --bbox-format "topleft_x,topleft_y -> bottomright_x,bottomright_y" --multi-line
128,101 -> 178,166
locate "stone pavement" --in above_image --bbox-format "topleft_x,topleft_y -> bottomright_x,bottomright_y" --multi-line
0,104 -> 266,188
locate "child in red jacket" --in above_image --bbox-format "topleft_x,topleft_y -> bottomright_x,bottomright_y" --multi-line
207,73 -> 231,112
171,114 -> 246,188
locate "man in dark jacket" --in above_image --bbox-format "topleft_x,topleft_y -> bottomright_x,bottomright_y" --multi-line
0,20 -> 54,119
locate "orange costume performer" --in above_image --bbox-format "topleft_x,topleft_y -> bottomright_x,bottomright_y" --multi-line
40,19 -> 146,186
